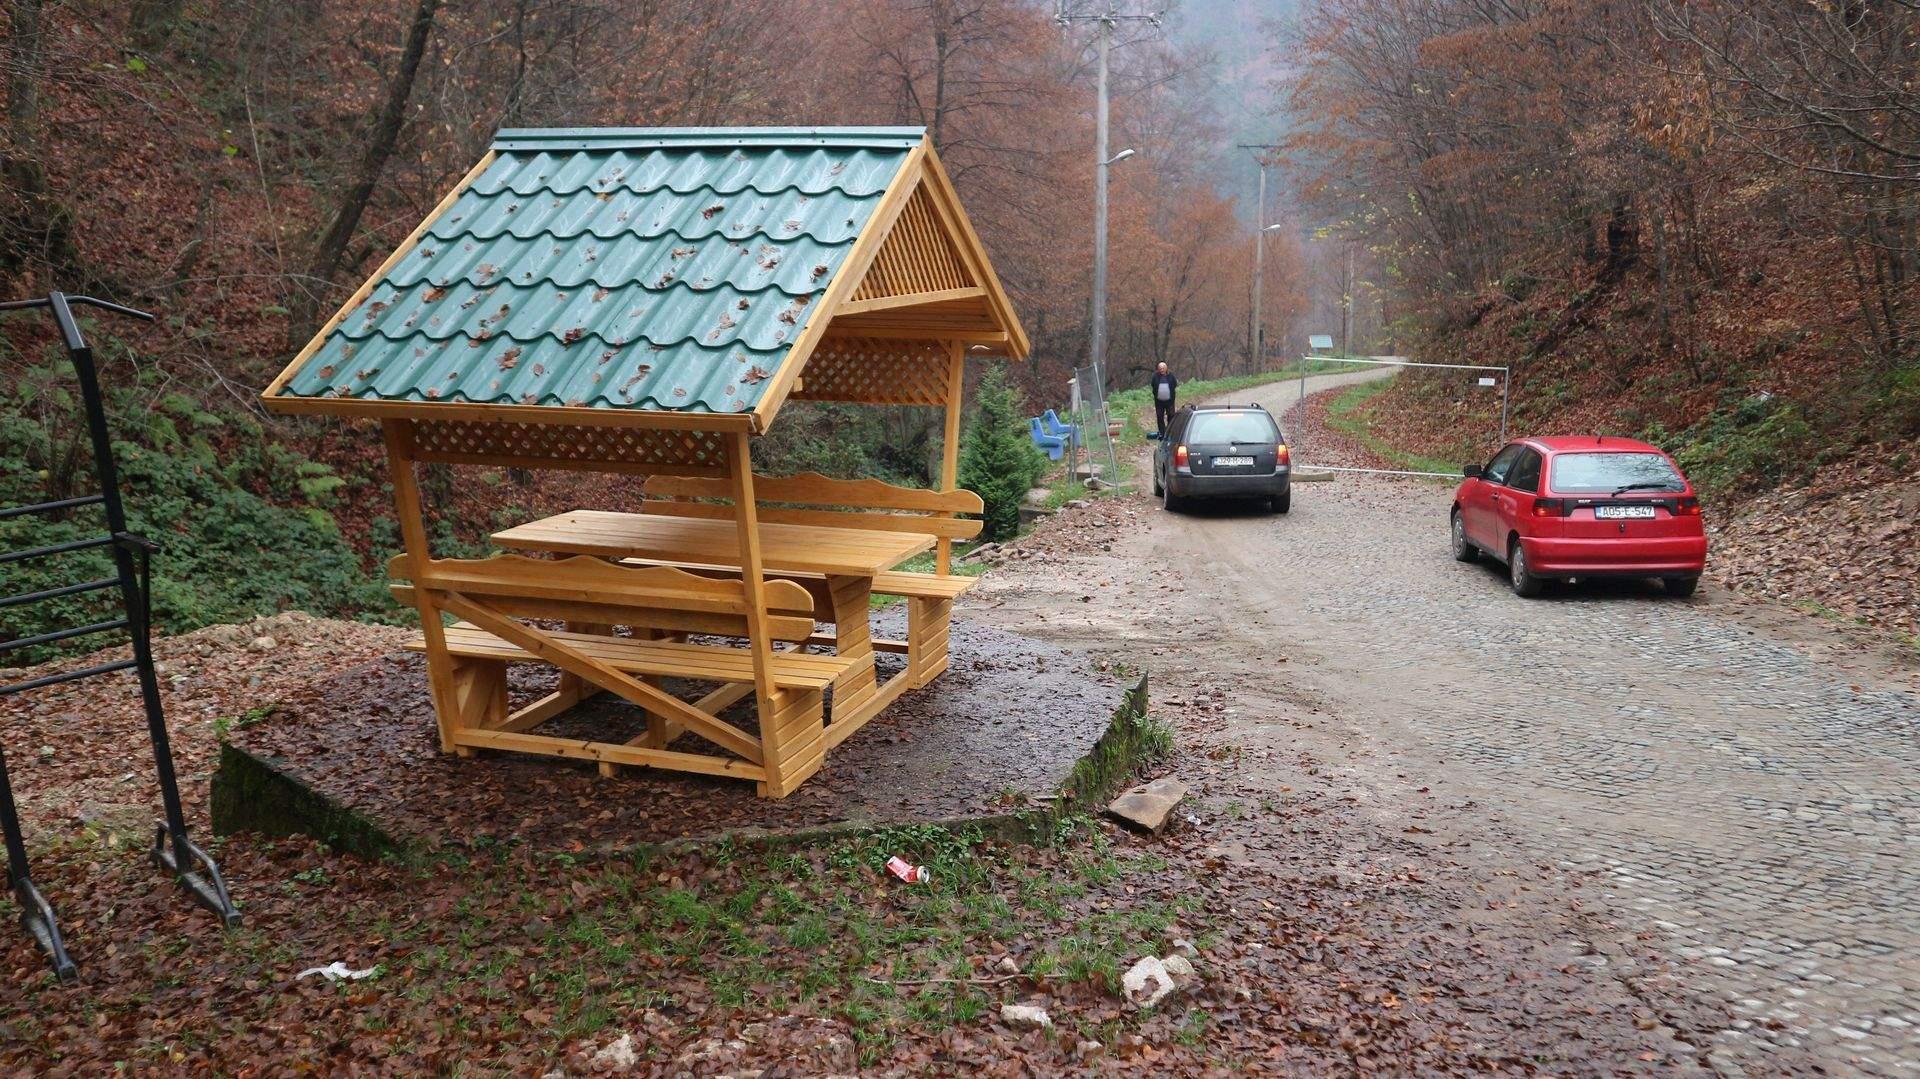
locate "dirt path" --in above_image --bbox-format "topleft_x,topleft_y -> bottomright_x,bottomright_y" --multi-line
965,375 -> 1920,1076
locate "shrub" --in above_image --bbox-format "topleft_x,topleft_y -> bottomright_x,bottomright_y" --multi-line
1,335 -> 389,664
958,368 -> 1048,541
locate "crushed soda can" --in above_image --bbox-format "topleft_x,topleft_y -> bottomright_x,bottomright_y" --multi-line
885,855 -> 931,884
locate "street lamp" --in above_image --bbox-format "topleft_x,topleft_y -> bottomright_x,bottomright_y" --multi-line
1105,148 -> 1135,165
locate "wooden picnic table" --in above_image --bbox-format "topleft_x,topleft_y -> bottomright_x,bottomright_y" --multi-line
492,509 -> 937,736
492,509 -> 933,578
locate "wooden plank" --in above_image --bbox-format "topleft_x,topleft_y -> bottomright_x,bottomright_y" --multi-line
432,591 -> 766,764
396,552 -> 815,618
938,340 -> 965,573
264,151 -> 499,402
499,684 -> 588,733
751,140 -> 930,431
872,571 -> 977,598
392,583 -> 817,643
403,448 -> 728,478
492,511 -> 935,577
836,287 -> 987,317
382,420 -> 464,753
648,471 -> 982,514
825,668 -> 913,751
641,499 -> 982,540
804,633 -> 910,655
453,728 -> 766,781
727,431 -> 788,791
822,326 -> 1009,345
412,625 -> 854,688
263,390 -> 759,432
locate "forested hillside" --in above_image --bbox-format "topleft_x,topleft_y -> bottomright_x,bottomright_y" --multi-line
1288,0 -> 1920,634
0,0 -> 1308,653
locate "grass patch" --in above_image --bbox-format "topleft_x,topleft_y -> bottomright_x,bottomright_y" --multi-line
1323,377 -> 1466,477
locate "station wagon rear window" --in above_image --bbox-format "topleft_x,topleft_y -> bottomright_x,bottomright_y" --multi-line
1186,412 -> 1279,444
1549,452 -> 1684,493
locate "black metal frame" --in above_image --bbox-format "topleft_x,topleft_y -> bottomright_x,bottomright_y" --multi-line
0,292 -> 241,982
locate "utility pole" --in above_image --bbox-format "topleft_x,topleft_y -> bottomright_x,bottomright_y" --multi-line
1341,242 -> 1356,357
1239,144 -> 1281,374
1058,2 -> 1160,402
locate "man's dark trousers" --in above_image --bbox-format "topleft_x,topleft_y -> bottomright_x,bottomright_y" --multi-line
1155,399 -> 1175,435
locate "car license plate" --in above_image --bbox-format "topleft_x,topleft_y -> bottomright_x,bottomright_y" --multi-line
1214,456 -> 1254,467
1595,505 -> 1656,519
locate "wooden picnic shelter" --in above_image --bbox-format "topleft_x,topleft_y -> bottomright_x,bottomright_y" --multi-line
261,127 -> 1029,797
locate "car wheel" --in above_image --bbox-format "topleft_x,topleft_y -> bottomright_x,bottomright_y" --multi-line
1508,539 -> 1545,598
1161,483 -> 1181,513
1450,510 -> 1476,562
1665,575 -> 1700,599
1271,490 -> 1291,515
1151,465 -> 1163,497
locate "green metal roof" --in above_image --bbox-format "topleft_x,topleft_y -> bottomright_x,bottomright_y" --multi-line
279,127 -> 925,414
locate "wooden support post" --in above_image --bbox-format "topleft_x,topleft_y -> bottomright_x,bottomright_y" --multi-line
384,420 -> 465,753
728,433 -> 798,796
937,339 -> 965,575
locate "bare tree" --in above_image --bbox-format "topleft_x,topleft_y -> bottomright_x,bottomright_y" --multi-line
290,0 -> 441,342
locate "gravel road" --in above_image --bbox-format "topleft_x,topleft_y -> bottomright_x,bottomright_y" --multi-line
967,369 -> 1920,1075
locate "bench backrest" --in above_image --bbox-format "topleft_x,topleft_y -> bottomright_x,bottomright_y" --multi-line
388,553 -> 818,641
644,472 -> 985,541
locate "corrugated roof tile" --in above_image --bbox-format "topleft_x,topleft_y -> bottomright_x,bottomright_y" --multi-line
279,127 -> 919,414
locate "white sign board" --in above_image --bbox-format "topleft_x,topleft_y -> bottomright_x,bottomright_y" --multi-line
1477,376 -> 1497,387
1307,334 -> 1334,351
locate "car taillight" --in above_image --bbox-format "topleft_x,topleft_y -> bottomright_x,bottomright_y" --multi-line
1173,444 -> 1189,468
1532,497 -> 1571,517
1276,443 -> 1291,466
1676,497 -> 1702,517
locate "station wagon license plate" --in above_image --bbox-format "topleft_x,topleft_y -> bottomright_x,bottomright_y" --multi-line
1595,505 -> 1656,519
1213,456 -> 1255,468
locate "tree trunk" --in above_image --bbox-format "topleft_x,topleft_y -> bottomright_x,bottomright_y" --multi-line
7,0 -> 43,132
289,0 -> 441,344
1,0 -> 80,281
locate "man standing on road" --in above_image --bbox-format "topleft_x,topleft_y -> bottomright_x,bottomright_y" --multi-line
1150,362 -> 1178,436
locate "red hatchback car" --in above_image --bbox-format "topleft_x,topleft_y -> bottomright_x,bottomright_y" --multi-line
1450,436 -> 1708,598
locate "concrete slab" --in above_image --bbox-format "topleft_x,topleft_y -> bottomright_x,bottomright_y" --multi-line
213,617 -> 1150,855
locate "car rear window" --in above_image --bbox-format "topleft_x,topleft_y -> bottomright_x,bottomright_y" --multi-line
1549,452 -> 1684,493
1185,411 -> 1279,444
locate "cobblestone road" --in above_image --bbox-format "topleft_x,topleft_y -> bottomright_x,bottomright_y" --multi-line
971,371 -> 1920,1075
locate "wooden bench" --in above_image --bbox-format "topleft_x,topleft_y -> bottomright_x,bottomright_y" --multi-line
389,553 -> 862,796
642,472 -> 982,688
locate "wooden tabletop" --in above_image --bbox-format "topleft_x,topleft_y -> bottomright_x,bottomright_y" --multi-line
492,510 -> 935,578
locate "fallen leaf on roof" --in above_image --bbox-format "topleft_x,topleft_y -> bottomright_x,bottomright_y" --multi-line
499,347 -> 521,370
742,366 -> 772,384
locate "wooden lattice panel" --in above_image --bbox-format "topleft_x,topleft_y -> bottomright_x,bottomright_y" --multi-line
407,419 -> 728,475
851,185 -> 974,302
793,338 -> 951,405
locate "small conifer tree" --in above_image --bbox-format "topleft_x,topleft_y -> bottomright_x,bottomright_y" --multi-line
958,368 -> 1049,541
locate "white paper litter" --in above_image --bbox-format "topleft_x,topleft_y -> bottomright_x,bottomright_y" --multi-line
297,961 -> 378,982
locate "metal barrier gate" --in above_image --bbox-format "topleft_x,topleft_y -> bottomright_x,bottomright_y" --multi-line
1291,355 -> 1510,479
1,292 -> 242,981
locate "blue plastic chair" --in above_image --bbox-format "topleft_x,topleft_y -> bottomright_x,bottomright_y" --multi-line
1042,409 -> 1079,440
1029,417 -> 1066,461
